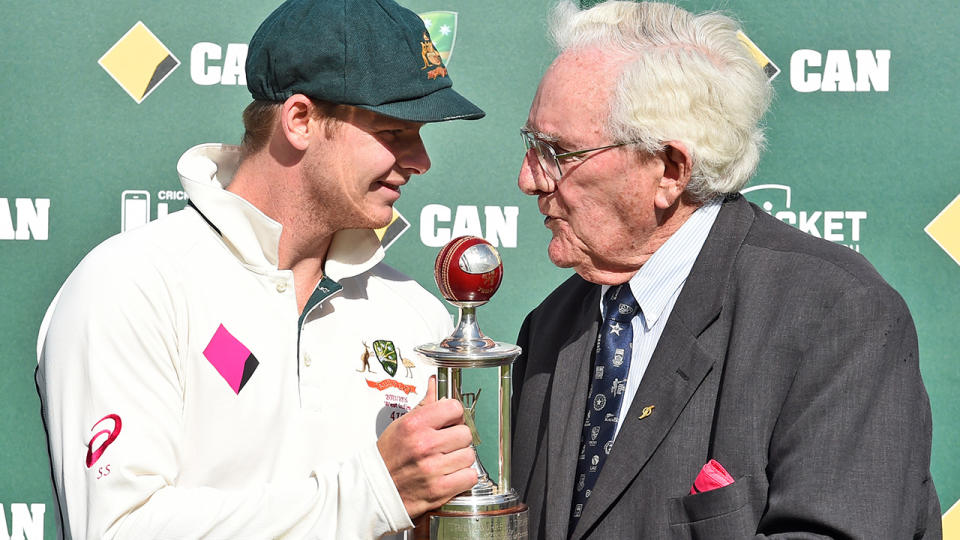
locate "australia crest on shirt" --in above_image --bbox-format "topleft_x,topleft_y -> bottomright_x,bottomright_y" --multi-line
357,338 -> 422,391
358,338 -> 425,431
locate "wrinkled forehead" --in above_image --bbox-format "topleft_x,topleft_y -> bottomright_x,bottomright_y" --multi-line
527,48 -> 626,140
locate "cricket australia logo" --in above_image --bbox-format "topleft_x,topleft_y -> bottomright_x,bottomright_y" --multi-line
418,11 -> 458,65
373,340 -> 399,376
419,32 -> 447,80
359,340 -> 418,394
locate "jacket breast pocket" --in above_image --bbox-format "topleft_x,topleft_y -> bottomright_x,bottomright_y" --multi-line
667,474 -> 755,539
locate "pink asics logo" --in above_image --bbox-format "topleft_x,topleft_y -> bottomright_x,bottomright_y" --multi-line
86,414 -> 122,468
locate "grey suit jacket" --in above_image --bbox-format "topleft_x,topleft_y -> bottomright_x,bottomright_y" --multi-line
511,195 -> 941,539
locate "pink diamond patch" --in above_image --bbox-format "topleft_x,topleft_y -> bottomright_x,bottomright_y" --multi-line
203,324 -> 258,394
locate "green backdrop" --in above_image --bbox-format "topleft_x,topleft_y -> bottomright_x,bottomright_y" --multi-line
2,1 -> 958,537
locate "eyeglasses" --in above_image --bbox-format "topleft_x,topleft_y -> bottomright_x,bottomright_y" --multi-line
521,128 -> 636,181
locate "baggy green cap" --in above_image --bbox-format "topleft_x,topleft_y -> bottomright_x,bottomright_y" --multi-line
245,0 -> 485,122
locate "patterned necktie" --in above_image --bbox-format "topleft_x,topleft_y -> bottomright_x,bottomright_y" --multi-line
569,284 -> 639,534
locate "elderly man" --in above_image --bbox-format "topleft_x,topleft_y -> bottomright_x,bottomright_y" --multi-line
36,0 -> 483,538
511,1 -> 940,538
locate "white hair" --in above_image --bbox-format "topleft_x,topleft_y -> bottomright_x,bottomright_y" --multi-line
549,1 -> 773,200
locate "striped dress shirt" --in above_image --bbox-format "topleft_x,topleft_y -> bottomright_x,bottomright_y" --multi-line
601,197 -> 722,439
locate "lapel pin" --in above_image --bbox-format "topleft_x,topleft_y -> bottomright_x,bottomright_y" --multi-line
638,405 -> 655,420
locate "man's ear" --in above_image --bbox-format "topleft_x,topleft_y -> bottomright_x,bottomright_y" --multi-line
279,94 -> 314,151
654,140 -> 692,209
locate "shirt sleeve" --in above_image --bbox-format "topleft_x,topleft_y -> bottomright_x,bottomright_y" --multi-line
37,238 -> 410,540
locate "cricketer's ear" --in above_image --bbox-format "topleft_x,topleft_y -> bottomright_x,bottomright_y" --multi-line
279,94 -> 315,151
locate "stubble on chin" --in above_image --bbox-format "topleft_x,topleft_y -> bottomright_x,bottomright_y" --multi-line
368,209 -> 394,231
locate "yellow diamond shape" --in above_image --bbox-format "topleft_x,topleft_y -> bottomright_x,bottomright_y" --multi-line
374,208 -> 410,251
925,192 -> 960,266
98,21 -> 179,104
943,498 -> 960,538
737,30 -> 780,81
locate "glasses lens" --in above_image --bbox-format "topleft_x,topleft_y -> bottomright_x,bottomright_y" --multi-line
535,139 -> 561,180
521,130 -> 562,180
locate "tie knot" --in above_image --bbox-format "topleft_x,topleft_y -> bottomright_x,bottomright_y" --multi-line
603,284 -> 639,323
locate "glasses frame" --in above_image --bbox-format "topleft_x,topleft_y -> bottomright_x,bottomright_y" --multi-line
521,128 -> 636,181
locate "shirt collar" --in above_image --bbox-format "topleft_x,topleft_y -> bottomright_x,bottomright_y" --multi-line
176,143 -> 384,280
601,197 -> 722,329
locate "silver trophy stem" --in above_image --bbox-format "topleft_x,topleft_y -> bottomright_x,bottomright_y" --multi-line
440,306 -> 496,351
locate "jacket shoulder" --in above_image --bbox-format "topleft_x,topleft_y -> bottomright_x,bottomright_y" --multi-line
740,201 -> 889,290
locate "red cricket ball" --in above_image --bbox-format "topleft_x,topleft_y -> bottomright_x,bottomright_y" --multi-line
434,236 -> 503,304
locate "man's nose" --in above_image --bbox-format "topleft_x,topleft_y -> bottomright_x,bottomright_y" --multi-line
518,148 -> 556,195
399,135 -> 431,175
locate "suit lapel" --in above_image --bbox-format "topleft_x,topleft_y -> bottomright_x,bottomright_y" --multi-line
571,321 -> 717,537
545,285 -> 601,540
570,196 -> 757,538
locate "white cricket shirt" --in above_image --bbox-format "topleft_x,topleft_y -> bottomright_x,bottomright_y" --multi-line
37,144 -> 453,539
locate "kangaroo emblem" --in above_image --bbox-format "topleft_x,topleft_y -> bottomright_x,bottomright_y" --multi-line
357,341 -> 374,373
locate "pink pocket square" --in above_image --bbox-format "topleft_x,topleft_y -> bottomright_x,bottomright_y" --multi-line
689,459 -> 735,495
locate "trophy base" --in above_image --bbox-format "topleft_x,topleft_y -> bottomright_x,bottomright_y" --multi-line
426,503 -> 528,539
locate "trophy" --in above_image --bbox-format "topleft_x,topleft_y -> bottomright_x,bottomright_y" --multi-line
415,236 -> 528,539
